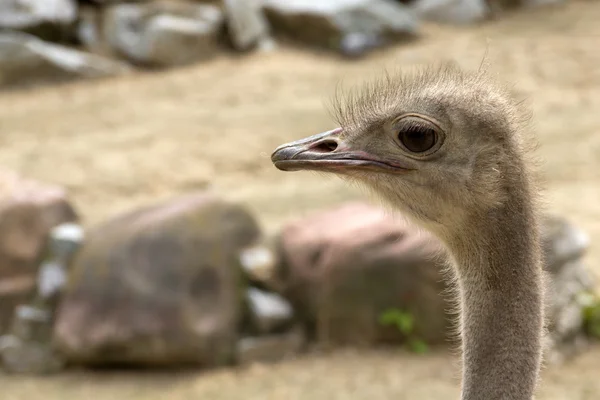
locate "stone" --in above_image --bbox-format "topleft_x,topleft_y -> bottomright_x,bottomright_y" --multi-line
48,223 -> 85,263
0,169 -> 77,334
239,242 -> 279,286
223,0 -> 272,51
262,0 -> 418,56
0,222 -> 82,374
410,0 -> 489,24
276,202 -> 596,355
0,305 -> 64,374
541,216 -> 595,363
103,1 -> 225,67
486,0 -> 564,17
275,202 -> 450,347
246,287 -> 294,334
236,327 -> 305,365
54,192 -> 262,367
37,223 -> 84,303
541,214 -> 590,274
76,5 -> 103,50
0,0 -> 77,41
0,31 -> 132,88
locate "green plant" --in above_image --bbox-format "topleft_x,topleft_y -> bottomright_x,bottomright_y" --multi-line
379,308 -> 429,354
578,291 -> 600,339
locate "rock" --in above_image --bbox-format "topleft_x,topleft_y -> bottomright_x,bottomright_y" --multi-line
236,327 -> 305,365
541,214 -> 590,274
486,0 -> 564,16
38,223 -> 85,304
545,259 -> 595,363
223,0 -> 273,51
0,0 -> 77,41
47,223 -> 85,264
0,169 -> 78,334
410,0 -> 489,24
103,1 -> 225,67
239,242 -> 280,286
275,202 -> 450,347
246,287 -> 294,334
0,222 -> 83,374
1,305 -> 64,374
76,5 -> 103,50
262,0 -> 418,56
0,31 -> 132,88
54,192 -> 262,367
276,203 -> 595,355
541,216 -> 594,363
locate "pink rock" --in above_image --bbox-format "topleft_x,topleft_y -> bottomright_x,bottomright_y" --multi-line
276,202 -> 451,347
0,169 -> 77,333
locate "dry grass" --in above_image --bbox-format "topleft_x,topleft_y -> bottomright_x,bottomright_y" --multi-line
0,0 -> 599,398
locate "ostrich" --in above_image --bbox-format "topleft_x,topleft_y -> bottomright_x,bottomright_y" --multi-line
270,63 -> 544,400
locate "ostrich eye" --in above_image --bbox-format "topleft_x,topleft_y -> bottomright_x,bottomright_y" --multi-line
397,124 -> 437,154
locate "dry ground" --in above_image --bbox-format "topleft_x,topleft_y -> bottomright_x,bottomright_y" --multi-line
1,0 -> 599,399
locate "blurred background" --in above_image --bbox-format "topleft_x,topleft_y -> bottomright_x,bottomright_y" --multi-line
0,0 -> 599,399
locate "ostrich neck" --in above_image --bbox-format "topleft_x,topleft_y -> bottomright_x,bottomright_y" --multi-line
446,186 -> 544,400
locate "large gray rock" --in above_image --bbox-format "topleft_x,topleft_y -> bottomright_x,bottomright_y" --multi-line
541,215 -> 590,274
75,5 -> 103,50
0,0 -> 77,41
103,1 -> 225,67
486,0 -> 565,17
53,192 -> 262,367
0,31 -> 131,88
410,0 -> 489,24
541,215 -> 595,364
262,0 -> 419,57
224,0 -> 274,51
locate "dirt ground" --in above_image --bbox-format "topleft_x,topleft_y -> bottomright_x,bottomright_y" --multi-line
1,0 -> 599,399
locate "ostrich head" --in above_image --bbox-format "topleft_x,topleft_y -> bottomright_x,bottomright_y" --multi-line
271,64 -> 529,239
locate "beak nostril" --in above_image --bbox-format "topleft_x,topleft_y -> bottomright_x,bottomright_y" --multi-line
313,140 -> 338,153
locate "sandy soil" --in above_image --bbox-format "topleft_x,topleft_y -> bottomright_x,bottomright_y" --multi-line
0,0 -> 599,399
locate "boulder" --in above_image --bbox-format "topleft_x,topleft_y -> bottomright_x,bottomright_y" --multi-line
246,287 -> 294,334
541,214 -> 590,274
1,223 -> 84,374
236,326 -> 305,365
223,0 -> 274,51
262,0 -> 419,57
0,305 -> 64,374
53,193 -> 262,367
409,0 -> 490,24
239,241 -> 280,288
0,31 -> 131,88
0,169 -> 78,334
541,215 -> 595,363
275,202 -> 595,356
275,202 -> 450,347
0,0 -> 77,41
486,0 -> 565,16
76,5 -> 103,50
103,1 -> 225,67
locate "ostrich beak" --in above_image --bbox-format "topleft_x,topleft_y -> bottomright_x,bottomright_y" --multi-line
271,128 -> 409,173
